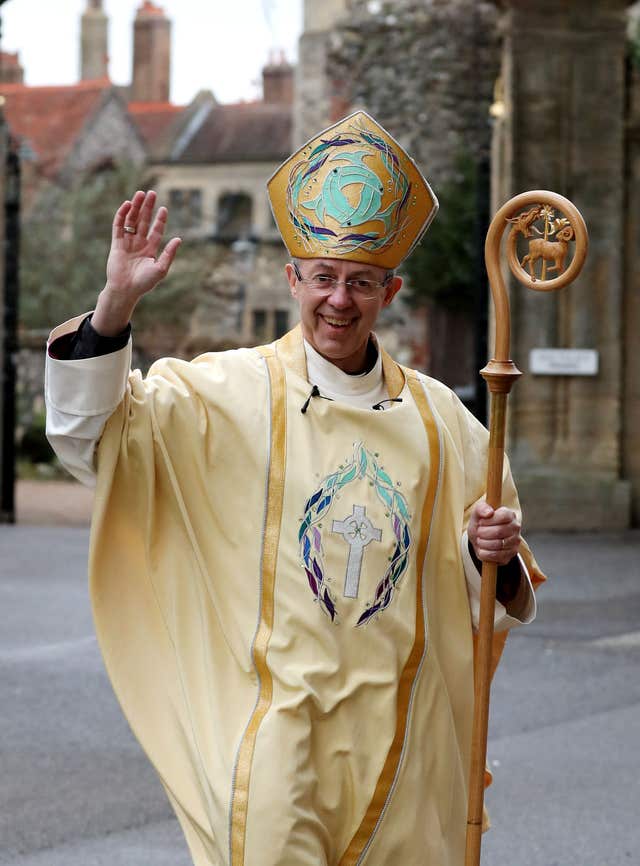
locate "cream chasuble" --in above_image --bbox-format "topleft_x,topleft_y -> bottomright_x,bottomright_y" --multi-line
88,325 -> 543,866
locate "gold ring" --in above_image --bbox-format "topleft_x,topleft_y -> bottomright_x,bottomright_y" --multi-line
124,225 -> 137,234
501,538 -> 506,550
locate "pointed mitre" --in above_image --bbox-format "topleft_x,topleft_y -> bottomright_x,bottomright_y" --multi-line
267,111 -> 438,270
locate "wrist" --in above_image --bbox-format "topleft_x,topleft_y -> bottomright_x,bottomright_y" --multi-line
92,286 -> 137,336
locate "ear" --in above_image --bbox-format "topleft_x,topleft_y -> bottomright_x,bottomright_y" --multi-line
285,262 -> 298,298
382,275 -> 402,307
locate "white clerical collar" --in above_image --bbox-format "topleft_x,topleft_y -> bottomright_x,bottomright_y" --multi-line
303,336 -> 386,403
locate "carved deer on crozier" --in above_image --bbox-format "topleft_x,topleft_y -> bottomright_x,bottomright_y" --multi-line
521,225 -> 575,278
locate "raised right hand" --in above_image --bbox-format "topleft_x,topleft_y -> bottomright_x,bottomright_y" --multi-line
92,190 -> 182,336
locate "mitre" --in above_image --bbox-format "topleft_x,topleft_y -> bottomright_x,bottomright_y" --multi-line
267,111 -> 439,270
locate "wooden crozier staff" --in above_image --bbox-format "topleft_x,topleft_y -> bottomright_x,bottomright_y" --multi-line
465,190 -> 588,866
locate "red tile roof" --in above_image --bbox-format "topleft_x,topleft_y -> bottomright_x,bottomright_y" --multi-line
0,79 -> 112,178
128,101 -> 184,147
177,102 -> 291,163
136,1 -> 167,18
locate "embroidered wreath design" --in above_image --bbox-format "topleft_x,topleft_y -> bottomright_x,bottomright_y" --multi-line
287,121 -> 413,258
298,443 -> 412,626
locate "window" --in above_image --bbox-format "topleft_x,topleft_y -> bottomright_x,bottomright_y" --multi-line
274,309 -> 289,339
217,192 -> 252,240
252,309 -> 268,341
168,189 -> 203,230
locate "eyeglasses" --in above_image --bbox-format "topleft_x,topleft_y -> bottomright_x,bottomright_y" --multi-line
293,262 -> 391,301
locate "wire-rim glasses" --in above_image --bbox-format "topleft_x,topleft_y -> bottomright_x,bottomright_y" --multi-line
292,262 -> 391,301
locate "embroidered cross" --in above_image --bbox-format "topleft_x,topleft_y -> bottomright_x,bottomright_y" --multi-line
331,505 -> 382,598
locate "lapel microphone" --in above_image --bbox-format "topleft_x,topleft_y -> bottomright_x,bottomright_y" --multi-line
372,398 -> 403,411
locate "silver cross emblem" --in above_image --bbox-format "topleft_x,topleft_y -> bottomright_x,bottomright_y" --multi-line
332,505 -> 382,598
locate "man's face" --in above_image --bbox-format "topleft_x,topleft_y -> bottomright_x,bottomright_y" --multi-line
285,258 -> 402,374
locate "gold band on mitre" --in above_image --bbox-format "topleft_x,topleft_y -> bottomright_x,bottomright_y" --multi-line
267,111 -> 438,270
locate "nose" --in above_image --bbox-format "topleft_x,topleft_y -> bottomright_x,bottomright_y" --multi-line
326,280 -> 353,308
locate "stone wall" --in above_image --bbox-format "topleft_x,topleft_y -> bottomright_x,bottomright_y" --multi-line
60,93 -> 146,186
328,0 -> 500,179
176,242 -> 295,355
493,0 -> 633,529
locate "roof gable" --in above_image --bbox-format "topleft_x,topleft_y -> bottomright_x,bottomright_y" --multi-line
128,101 -> 184,148
0,80 -> 113,177
175,102 -> 292,164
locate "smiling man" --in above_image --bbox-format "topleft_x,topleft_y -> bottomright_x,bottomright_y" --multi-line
45,112 -> 543,866
285,258 -> 400,373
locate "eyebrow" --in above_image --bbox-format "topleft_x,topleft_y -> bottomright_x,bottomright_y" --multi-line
309,263 -> 380,279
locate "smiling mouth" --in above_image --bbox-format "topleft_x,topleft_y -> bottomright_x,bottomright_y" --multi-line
322,315 -> 353,328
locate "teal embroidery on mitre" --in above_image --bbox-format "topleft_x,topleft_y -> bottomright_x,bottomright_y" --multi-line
303,150 -> 399,235
287,121 -> 412,257
298,442 -> 413,627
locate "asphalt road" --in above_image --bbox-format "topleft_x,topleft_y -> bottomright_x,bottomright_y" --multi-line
1,526 -> 639,865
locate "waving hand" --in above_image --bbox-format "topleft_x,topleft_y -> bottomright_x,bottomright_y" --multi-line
93,190 -> 182,336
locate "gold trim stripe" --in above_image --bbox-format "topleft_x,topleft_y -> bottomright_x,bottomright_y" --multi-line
230,348 -> 287,866
339,370 -> 441,865
380,346 -> 405,400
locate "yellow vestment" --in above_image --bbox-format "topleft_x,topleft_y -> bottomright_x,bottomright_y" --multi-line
89,325 -> 543,866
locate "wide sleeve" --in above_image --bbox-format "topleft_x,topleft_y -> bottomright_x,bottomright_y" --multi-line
460,531 -> 536,632
444,389 -> 545,638
45,314 -> 132,487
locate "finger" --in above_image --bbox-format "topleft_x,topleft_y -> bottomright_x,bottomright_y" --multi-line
475,544 -> 518,565
493,507 -> 517,523
478,528 -> 521,555
477,523 -> 513,541
474,501 -> 494,520
479,512 -> 517,532
146,206 -> 168,255
155,237 -> 182,277
124,190 -> 146,232
137,190 -> 157,239
112,200 -> 132,241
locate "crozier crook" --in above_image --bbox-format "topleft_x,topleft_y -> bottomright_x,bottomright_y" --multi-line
465,190 -> 588,866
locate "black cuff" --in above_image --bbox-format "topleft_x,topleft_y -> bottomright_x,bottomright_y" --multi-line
48,315 -> 131,360
467,539 -> 522,605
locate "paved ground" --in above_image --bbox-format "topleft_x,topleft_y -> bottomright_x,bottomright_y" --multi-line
15,480 -> 93,526
1,493 -> 639,865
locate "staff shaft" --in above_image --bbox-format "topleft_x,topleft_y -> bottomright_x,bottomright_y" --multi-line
465,390 -> 508,866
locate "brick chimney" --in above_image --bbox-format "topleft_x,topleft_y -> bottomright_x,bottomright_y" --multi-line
80,0 -> 109,81
0,52 -> 24,84
132,1 -> 171,103
262,51 -> 294,105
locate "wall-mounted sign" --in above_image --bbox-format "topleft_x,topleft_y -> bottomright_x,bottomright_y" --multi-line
529,348 -> 599,376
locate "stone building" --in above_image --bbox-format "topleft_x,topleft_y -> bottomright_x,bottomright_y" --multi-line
0,80 -> 146,213
4,0 -> 298,352
146,65 -> 296,350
